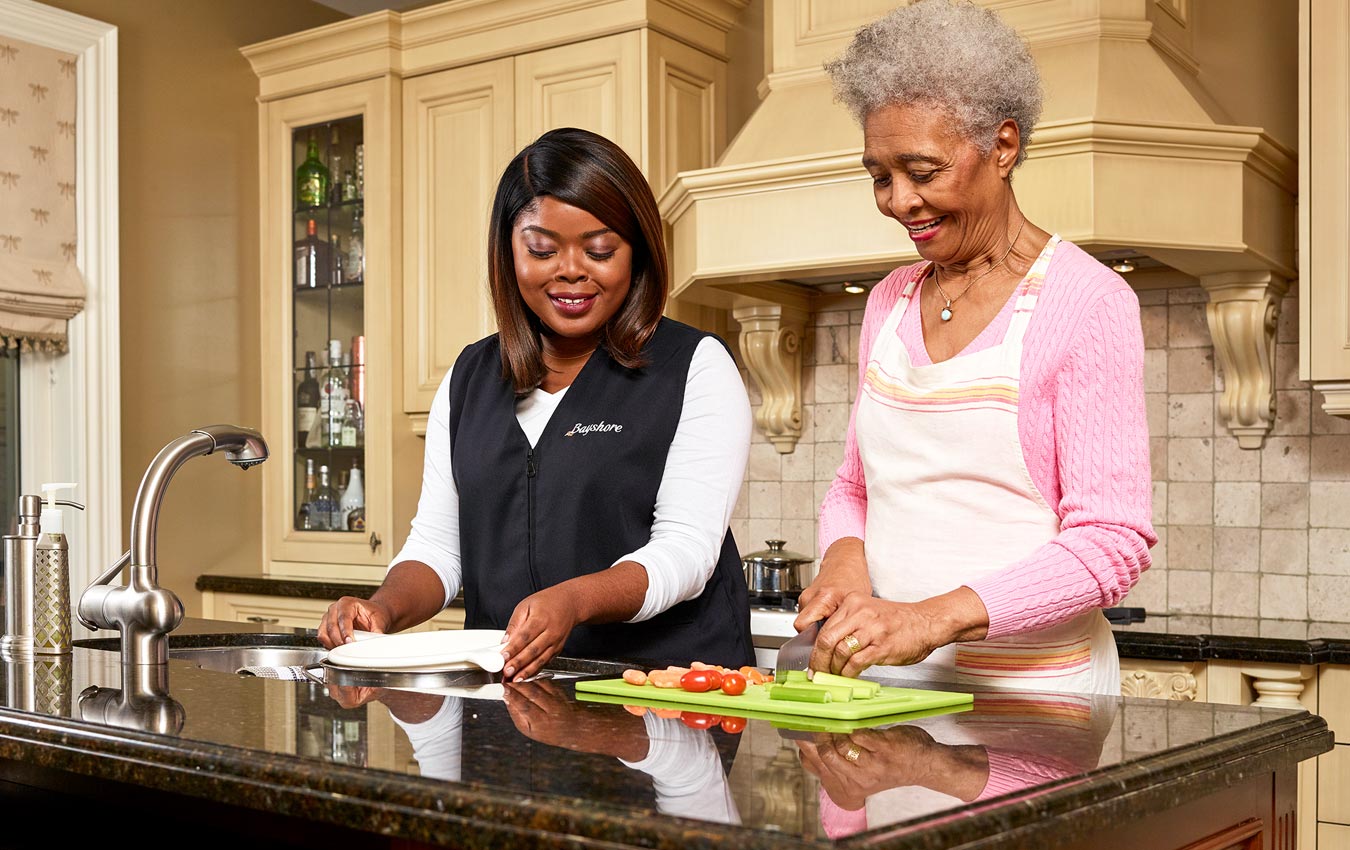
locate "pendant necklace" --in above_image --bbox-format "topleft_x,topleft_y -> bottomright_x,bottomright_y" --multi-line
932,218 -> 1026,322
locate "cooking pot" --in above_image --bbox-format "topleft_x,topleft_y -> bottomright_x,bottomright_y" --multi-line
742,539 -> 813,606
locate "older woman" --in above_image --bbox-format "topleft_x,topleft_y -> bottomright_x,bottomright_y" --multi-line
795,0 -> 1156,695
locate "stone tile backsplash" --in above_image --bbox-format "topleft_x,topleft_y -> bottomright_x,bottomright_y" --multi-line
727,286 -> 1350,622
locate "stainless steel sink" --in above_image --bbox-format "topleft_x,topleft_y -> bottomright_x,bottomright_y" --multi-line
168,645 -> 327,674
74,633 -> 327,675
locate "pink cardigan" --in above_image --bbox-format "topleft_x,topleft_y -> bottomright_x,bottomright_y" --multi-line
818,238 -> 1157,639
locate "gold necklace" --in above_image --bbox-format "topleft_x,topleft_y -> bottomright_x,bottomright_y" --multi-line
544,347 -> 596,362
931,219 -> 1026,322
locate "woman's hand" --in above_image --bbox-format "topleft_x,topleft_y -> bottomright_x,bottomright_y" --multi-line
795,538 -> 872,633
318,596 -> 394,649
503,679 -> 649,761
811,587 -> 990,677
501,585 -> 581,681
796,725 -> 989,809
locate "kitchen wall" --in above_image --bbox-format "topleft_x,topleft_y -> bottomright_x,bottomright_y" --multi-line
728,286 -> 1350,628
39,0 -> 346,614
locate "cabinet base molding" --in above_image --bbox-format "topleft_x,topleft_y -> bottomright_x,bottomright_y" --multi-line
1120,660 -> 1203,701
1313,383 -> 1350,419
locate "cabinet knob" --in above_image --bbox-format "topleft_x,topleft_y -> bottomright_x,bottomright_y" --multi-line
246,616 -> 280,624
369,531 -> 382,554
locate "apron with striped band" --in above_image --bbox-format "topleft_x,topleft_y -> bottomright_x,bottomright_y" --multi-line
853,235 -> 1119,696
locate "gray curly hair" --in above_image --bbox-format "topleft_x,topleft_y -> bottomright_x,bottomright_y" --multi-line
825,0 -> 1043,168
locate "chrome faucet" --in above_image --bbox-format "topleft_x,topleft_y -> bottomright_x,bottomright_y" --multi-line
77,425 -> 269,666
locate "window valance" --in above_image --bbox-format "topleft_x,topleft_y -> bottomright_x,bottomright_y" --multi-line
0,36 -> 86,354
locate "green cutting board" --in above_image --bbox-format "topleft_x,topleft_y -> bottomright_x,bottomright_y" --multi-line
574,679 -> 972,721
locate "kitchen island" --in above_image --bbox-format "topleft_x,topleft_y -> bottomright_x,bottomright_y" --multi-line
0,618 -> 1329,850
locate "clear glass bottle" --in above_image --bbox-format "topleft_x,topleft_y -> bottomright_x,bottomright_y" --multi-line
320,339 -> 348,448
354,143 -> 364,199
327,125 -> 342,206
295,136 -> 330,209
297,458 -> 317,530
331,234 -> 344,287
311,464 -> 339,531
345,211 -> 364,284
294,219 -> 329,289
342,170 -> 358,202
341,397 -> 363,448
342,462 -> 365,532
296,351 -> 319,447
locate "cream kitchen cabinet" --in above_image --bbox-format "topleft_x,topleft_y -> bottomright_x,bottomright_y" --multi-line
201,590 -> 466,632
246,2 -> 744,576
1300,0 -> 1350,417
401,27 -> 730,420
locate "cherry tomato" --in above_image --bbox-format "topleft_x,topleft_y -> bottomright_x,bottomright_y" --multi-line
681,711 -> 720,730
720,672 -> 747,696
719,716 -> 746,734
680,670 -> 717,692
706,669 -> 724,690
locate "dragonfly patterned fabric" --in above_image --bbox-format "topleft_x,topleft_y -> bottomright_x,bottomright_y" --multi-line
0,37 -> 85,354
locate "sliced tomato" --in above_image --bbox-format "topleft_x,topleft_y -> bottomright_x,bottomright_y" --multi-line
720,671 -> 747,696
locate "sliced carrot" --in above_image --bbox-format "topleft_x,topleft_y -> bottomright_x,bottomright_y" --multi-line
623,704 -> 648,716
622,669 -> 648,686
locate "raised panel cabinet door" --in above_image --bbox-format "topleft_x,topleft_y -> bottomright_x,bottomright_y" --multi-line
403,58 -> 515,413
1300,0 -> 1350,403
646,31 -> 726,195
514,32 -> 643,168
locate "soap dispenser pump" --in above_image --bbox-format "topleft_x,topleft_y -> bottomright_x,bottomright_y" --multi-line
34,483 -> 82,655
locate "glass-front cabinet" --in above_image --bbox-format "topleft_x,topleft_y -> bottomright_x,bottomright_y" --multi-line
257,78 -> 396,578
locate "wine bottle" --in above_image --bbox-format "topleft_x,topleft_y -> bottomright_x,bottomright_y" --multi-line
294,219 -> 330,289
320,338 -> 349,448
312,465 -> 339,531
296,351 -> 319,446
342,463 -> 365,532
295,136 -> 330,209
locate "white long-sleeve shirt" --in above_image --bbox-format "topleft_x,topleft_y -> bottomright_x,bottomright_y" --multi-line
391,337 -> 751,622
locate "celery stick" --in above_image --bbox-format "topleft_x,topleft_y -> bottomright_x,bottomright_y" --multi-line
810,671 -> 881,698
768,684 -> 833,704
781,669 -> 810,683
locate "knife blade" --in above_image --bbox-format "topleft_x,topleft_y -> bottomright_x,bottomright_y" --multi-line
775,619 -> 821,682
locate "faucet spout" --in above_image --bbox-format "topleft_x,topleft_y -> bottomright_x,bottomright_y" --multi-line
79,425 -> 268,665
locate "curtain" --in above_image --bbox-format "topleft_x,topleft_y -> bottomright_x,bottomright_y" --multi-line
0,36 -> 86,354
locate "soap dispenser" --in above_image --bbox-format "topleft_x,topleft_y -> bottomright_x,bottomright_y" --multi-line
1,494 -> 42,657
34,483 -> 81,655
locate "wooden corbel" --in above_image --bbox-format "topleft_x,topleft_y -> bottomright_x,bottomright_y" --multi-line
732,302 -> 809,454
1201,271 -> 1289,449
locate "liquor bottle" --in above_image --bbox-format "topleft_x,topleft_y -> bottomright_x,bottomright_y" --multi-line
295,136 -> 330,209
320,338 -> 349,448
341,170 -> 358,202
294,219 -> 330,289
327,125 -> 342,205
311,465 -> 339,531
342,462 -> 365,532
297,458 -> 317,530
354,143 -> 364,199
341,397 -> 362,448
331,235 -> 344,287
344,212 -> 364,284
349,334 -> 366,409
296,351 -> 319,446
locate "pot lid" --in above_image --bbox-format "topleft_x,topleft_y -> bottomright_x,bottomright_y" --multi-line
742,539 -> 812,566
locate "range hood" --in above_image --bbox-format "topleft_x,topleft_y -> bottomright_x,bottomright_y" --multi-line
661,0 -> 1295,452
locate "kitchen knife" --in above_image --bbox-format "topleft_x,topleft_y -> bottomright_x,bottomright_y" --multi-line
775,619 -> 821,682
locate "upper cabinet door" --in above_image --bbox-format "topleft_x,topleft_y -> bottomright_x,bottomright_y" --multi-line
402,58 -> 515,414
514,32 -> 643,167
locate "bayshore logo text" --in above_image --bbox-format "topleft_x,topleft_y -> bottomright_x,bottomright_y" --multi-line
566,421 -> 623,437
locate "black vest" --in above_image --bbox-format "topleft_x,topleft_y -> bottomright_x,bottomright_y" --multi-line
448,318 -> 755,668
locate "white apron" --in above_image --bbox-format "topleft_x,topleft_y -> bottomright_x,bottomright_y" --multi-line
854,236 -> 1119,696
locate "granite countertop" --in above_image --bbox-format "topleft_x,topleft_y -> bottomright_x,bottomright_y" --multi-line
0,618 -> 1330,849
199,574 -> 1350,666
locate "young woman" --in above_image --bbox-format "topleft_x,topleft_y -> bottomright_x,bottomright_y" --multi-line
319,128 -> 755,680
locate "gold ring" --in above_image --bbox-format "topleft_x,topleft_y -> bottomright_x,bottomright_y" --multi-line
843,634 -> 862,654
844,744 -> 861,763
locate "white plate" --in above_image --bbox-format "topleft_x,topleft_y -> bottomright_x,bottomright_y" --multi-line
325,629 -> 507,671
